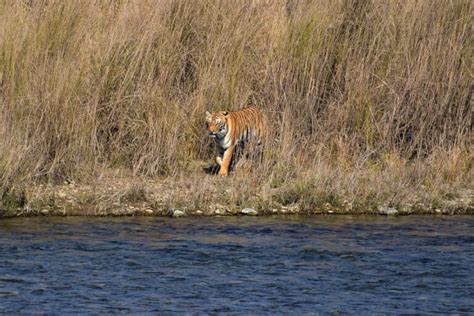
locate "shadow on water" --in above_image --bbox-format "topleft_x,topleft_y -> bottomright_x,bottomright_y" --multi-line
0,215 -> 473,314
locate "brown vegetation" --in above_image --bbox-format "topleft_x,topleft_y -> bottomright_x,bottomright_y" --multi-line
0,1 -> 472,216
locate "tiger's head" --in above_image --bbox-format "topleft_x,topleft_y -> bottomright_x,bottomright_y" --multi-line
206,110 -> 229,139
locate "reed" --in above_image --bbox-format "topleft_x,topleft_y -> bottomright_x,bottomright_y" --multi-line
0,1 -> 472,213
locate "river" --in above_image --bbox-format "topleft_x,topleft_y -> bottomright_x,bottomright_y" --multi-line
1,216 -> 473,313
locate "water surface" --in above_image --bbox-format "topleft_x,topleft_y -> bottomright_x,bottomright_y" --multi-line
0,216 -> 473,314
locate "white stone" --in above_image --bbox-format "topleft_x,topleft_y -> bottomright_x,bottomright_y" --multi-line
241,208 -> 258,216
172,209 -> 185,218
378,206 -> 398,216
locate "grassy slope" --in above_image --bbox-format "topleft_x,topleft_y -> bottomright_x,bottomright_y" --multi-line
0,1 -> 472,216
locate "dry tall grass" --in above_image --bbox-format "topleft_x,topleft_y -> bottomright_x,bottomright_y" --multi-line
0,1 -> 472,213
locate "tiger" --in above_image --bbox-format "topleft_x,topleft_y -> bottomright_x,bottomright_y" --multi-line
205,106 -> 267,176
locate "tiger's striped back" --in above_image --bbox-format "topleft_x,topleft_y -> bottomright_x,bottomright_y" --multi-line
227,107 -> 266,147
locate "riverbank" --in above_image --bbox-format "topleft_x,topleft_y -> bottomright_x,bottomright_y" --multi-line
1,1 -> 471,218
1,163 -> 472,218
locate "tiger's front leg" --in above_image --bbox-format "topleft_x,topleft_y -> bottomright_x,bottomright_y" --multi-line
216,147 -> 225,166
218,146 -> 234,176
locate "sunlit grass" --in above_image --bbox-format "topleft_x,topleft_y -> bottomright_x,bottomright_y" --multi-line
0,1 -> 471,213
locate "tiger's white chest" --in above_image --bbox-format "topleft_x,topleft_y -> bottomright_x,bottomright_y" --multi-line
216,132 -> 232,150
215,128 -> 256,150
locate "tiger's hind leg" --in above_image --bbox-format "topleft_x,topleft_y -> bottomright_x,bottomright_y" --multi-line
234,157 -> 251,173
227,142 -> 246,173
245,138 -> 265,166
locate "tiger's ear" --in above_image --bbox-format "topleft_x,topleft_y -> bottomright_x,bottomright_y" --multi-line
223,111 -> 229,116
205,111 -> 211,118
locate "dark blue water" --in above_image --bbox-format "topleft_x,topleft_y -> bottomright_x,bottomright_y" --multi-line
0,216 -> 473,314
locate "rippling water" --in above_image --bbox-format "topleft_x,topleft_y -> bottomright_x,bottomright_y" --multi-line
0,216 -> 473,314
